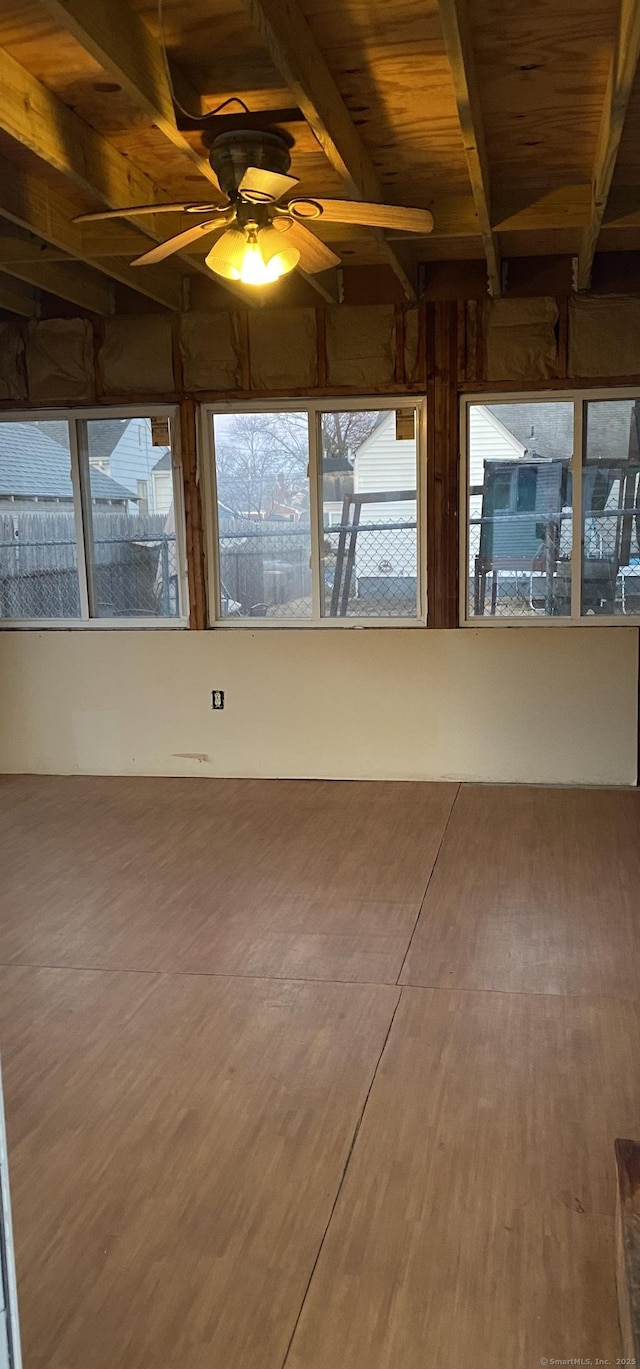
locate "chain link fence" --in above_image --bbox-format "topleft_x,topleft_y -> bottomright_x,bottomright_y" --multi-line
0,511 -> 178,619
218,513 -> 417,618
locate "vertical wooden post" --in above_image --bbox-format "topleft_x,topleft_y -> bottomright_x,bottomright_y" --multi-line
315,307 -> 327,387
239,310 -> 251,392
179,397 -> 207,630
394,305 -> 405,385
426,299 -> 460,629
557,295 -> 569,380
92,318 -> 104,403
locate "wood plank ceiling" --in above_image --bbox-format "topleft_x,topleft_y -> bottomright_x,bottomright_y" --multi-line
0,0 -> 636,316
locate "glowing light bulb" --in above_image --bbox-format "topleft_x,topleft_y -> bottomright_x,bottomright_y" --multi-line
205,221 -> 300,286
239,228 -> 275,285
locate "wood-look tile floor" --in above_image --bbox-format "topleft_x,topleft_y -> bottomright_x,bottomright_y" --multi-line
0,776 -> 639,1367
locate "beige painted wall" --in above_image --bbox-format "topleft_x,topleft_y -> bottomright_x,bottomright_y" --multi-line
0,627 -> 636,785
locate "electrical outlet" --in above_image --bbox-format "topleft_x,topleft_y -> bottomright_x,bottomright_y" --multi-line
211,690 -> 225,710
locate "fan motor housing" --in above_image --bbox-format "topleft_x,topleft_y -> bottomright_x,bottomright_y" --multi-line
208,130 -> 292,199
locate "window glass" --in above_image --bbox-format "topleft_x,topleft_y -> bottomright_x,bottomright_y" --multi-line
80,417 -> 180,619
582,400 -> 640,616
319,407 -> 419,618
0,420 -> 81,618
466,401 -> 573,618
212,410 -> 311,618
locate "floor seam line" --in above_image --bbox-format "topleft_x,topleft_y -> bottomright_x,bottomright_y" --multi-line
395,782 -> 461,986
0,961 -> 400,989
279,985 -> 404,1369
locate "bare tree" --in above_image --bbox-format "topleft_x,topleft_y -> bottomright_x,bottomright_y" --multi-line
320,410 -> 380,463
215,409 -> 380,516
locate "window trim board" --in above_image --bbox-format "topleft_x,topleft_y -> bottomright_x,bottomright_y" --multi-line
201,396 -> 428,629
0,404 -> 188,629
459,385 -> 640,627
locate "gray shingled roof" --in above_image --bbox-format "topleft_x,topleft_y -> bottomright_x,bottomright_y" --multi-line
488,399 -> 636,463
0,423 -> 135,502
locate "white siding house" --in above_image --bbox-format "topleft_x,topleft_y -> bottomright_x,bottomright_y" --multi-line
352,411 -> 417,586
468,405 -> 525,487
93,418 -> 172,516
468,405 -> 525,533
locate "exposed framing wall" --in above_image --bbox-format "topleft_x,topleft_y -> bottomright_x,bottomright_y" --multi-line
3,294 -> 640,632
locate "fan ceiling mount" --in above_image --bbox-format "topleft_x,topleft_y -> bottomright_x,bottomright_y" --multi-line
73,128 -> 434,286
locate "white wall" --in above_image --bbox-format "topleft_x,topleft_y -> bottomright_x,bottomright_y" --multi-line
0,626 -> 636,786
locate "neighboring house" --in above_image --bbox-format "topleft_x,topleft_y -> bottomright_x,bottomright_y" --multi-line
0,422 -> 134,510
467,405 -> 526,537
322,453 -> 353,527
149,450 -> 174,517
469,405 -> 525,488
100,418 -> 172,516
36,417 -> 171,516
351,410 -> 418,593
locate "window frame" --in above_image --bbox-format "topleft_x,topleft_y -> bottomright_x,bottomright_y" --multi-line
459,386 -> 640,628
0,405 -> 189,630
201,396 -> 428,629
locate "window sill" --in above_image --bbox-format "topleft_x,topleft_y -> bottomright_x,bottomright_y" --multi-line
460,615 -> 640,628
209,617 -> 427,629
0,619 -> 189,631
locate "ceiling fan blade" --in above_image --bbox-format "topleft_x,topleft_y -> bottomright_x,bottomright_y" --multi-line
131,217 -> 232,266
73,201 -> 220,224
273,218 -> 340,273
286,198 -> 434,234
238,166 -> 299,204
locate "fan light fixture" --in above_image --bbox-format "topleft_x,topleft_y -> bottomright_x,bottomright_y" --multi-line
205,221 -> 300,285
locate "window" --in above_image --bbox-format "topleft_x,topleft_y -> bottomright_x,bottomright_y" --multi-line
206,401 -> 425,624
462,390 -> 640,624
0,410 -> 186,626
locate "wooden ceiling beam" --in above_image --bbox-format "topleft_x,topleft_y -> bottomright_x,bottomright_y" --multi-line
245,0 -> 417,301
0,271 -> 38,317
0,241 -> 113,313
576,0 -> 640,289
437,0 -> 501,296
0,159 -> 184,309
0,46 -> 247,303
36,0 -> 222,194
0,45 -> 172,238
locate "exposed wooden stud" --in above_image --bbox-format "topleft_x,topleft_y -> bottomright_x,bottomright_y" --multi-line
171,318 -> 185,394
179,398 -> 207,631
239,312 -> 251,391
394,306 -> 405,385
0,249 -> 113,315
456,300 -> 467,384
245,0 -> 418,301
0,270 -> 38,317
557,295 -> 569,379
577,0 -> 640,290
426,300 -> 459,628
92,318 -> 104,401
465,299 -> 479,382
315,308 -> 328,387
0,159 -> 184,310
37,0 -> 222,192
437,0 -> 501,297
417,299 -> 427,390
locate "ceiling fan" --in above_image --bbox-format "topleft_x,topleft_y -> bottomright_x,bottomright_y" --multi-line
73,130 -> 434,287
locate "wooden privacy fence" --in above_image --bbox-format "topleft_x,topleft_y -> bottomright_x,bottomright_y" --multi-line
0,510 -> 177,617
219,516 -> 311,614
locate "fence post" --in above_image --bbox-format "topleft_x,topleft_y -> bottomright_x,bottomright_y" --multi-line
161,536 -> 170,615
